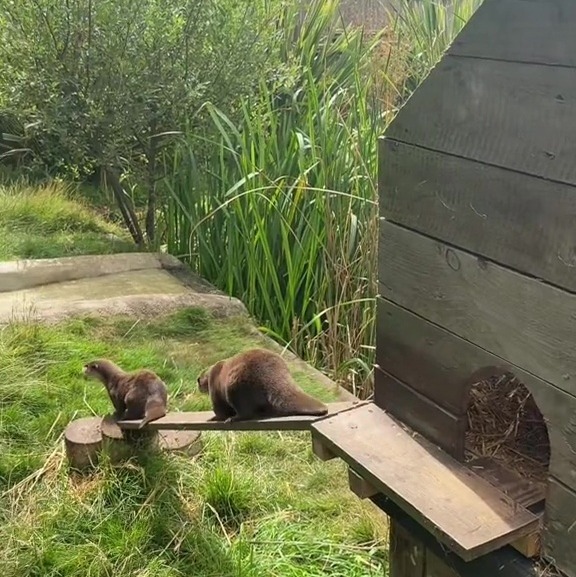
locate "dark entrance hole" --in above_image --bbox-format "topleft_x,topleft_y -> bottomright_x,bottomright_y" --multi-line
465,372 -> 550,508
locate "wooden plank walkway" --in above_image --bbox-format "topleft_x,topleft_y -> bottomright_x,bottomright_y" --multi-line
311,403 -> 540,561
118,401 -> 365,431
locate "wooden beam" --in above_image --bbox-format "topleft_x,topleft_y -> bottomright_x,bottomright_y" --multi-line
348,468 -> 378,500
117,400 -> 365,431
389,520 -> 426,577
311,403 -> 540,561
377,499 -> 540,577
311,435 -> 336,461
511,528 -> 541,560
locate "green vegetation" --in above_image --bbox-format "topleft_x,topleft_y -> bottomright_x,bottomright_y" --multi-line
0,0 -> 482,395
0,308 -> 387,576
387,0 -> 483,98
0,181 -> 134,260
163,7 -> 381,391
161,0 -> 482,394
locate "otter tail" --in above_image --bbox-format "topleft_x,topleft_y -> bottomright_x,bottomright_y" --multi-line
138,399 -> 167,429
282,390 -> 329,417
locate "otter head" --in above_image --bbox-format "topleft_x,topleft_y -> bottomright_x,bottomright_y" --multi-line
83,359 -> 120,384
197,360 -> 225,394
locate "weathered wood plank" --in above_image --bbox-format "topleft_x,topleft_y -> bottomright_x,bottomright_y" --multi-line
378,220 -> 576,398
374,366 -> 466,459
448,0 -> 576,67
311,436 -> 336,461
376,297 -> 498,413
542,478 -> 576,577
311,403 -> 540,561
374,298 -> 576,494
385,56 -> 576,186
510,529 -> 542,560
379,139 -> 576,291
426,550 -> 461,577
466,457 -> 546,510
374,497 -> 541,577
118,401 -> 364,431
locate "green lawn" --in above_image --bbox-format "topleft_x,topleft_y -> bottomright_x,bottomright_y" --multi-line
0,182 -> 389,576
0,181 -> 135,260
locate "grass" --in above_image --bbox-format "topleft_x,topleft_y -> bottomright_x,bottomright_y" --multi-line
0,308 -> 388,576
0,180 -> 135,260
385,0 -> 483,99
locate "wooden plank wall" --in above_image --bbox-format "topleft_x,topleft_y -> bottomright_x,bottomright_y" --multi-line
377,1 -> 576,575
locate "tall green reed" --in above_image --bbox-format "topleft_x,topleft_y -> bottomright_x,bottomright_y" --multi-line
162,0 -> 480,395
387,0 -> 483,98
163,0 -> 383,395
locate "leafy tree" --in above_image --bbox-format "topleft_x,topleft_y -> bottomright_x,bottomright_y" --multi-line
0,0 -> 276,245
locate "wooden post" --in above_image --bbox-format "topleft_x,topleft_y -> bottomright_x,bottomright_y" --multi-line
389,520 -> 425,577
373,496 -> 539,577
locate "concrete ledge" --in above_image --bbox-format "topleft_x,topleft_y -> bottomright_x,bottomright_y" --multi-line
0,253 -> 162,293
4,292 -> 249,325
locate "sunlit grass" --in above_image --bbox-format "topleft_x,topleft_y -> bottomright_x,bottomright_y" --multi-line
0,180 -> 134,260
0,309 -> 387,576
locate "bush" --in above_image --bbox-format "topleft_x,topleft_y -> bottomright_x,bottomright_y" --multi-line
0,0 -> 278,243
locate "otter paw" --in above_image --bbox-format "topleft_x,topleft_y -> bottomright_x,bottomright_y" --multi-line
208,414 -> 227,422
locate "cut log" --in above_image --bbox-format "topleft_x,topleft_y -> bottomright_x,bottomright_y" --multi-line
64,416 -> 103,470
63,415 -> 204,470
158,430 -> 203,457
100,414 -> 160,463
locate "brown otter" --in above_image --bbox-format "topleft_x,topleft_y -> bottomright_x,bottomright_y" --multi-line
83,359 -> 168,428
197,348 -> 328,422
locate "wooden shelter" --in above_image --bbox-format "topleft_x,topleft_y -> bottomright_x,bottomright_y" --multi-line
310,1 -> 576,576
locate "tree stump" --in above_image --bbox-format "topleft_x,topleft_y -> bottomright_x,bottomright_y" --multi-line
158,429 -> 203,457
64,416 -> 104,470
64,415 -> 203,471
100,414 -> 160,463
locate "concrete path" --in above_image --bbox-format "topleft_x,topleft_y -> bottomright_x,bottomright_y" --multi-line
0,252 -> 247,324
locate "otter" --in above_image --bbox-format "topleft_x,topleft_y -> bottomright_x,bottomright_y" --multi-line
197,348 -> 328,422
83,359 -> 168,428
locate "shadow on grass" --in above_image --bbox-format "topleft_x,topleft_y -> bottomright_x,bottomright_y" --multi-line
57,449 -> 243,576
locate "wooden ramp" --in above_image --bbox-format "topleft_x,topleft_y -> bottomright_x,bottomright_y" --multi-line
310,403 -> 540,561
118,401 -> 364,431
